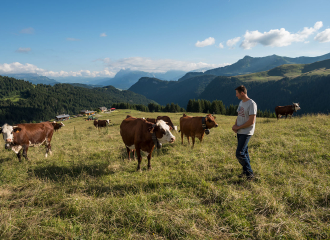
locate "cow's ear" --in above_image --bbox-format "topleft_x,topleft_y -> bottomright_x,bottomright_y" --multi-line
213,116 -> 216,119
13,127 -> 22,133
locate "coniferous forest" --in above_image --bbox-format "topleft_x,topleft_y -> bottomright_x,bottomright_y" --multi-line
0,76 -> 155,124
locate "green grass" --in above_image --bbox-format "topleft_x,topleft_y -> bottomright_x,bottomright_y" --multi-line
236,64 -> 330,82
1,95 -> 25,102
1,110 -> 330,239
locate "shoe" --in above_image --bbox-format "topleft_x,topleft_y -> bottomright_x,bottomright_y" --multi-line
246,174 -> 254,180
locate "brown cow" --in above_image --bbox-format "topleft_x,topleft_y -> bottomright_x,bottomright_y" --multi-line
94,119 -> 110,128
275,103 -> 301,120
146,116 -> 177,131
52,121 -> 65,132
179,113 -> 218,148
0,122 -> 54,161
120,115 -> 175,171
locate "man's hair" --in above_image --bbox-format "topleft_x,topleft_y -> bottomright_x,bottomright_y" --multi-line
235,85 -> 247,94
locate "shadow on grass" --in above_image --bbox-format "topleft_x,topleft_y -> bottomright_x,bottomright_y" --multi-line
0,157 -> 14,164
28,162 -> 112,182
84,182 -> 173,197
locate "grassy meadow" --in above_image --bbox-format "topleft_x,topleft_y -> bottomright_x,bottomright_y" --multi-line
0,110 -> 329,239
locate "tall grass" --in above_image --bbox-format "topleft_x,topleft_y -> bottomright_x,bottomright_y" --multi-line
0,110 -> 329,239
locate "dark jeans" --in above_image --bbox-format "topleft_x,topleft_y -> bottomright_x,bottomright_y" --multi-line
236,134 -> 253,176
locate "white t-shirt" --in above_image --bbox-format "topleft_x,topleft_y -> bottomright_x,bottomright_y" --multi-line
237,99 -> 257,135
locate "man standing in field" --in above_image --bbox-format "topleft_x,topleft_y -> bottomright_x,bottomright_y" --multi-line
232,85 -> 257,179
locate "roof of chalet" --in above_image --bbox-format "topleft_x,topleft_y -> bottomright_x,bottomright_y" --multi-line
80,110 -> 95,113
56,114 -> 70,118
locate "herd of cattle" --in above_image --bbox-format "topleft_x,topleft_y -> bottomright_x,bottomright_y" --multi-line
0,103 -> 300,170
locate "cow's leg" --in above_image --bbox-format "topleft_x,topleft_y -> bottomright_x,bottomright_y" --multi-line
191,136 -> 195,149
187,136 -> 190,144
17,150 -> 22,162
22,145 -> 29,161
126,147 -> 131,160
132,150 -> 135,159
147,146 -> 155,170
45,140 -> 52,158
199,133 -> 204,143
136,148 -> 142,171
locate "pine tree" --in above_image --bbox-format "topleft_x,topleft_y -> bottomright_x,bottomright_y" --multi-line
186,99 -> 194,112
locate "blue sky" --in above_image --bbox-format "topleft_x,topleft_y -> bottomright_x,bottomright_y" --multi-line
1,0 -> 330,79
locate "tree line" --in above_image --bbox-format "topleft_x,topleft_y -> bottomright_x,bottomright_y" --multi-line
111,102 -> 185,113
0,75 -> 154,124
112,99 -> 276,118
186,99 -> 276,118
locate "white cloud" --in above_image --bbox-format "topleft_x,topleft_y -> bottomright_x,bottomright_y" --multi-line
100,32 -> 107,37
240,21 -> 323,49
0,57 -> 230,79
66,38 -> 80,41
97,57 -> 229,73
20,27 -> 35,34
314,28 -> 330,43
226,37 -> 241,49
0,62 -> 116,78
16,48 -> 31,53
219,43 -> 224,48
195,37 -> 215,47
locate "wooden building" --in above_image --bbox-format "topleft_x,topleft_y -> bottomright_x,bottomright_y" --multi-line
99,107 -> 107,112
80,110 -> 95,116
55,114 -> 70,121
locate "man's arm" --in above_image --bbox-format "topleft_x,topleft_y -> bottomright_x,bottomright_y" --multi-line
232,115 -> 256,131
232,118 -> 238,133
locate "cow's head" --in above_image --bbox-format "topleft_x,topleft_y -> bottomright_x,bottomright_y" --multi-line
205,114 -> 218,129
1,124 -> 21,148
106,120 -> 110,125
60,122 -> 65,126
149,120 -> 175,144
157,116 -> 176,131
292,102 -> 301,112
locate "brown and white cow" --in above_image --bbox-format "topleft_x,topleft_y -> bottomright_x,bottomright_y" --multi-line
0,122 -> 54,161
52,121 -> 65,132
120,115 -> 175,171
146,116 -> 177,131
275,103 -> 301,120
94,119 -> 110,129
179,113 -> 218,148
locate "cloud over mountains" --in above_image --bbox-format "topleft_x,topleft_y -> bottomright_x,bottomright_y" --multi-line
0,57 -> 229,78
240,21 -> 323,49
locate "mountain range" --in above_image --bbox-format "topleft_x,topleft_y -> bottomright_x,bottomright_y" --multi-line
178,52 -> 330,81
4,73 -> 59,85
98,69 -> 186,89
129,57 -> 330,114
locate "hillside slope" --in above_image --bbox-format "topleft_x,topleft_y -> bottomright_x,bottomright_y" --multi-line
178,52 -> 330,81
129,75 -> 217,106
0,76 -> 156,124
199,74 -> 330,114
